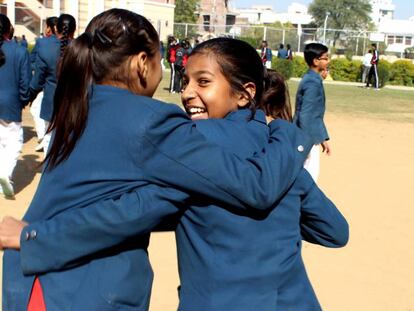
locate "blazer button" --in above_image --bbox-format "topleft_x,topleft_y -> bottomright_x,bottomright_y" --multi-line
25,231 -> 30,241
297,145 -> 304,152
30,230 -> 37,240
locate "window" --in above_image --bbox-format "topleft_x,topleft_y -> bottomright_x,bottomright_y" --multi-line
387,35 -> 394,45
203,15 -> 210,31
396,36 -> 403,44
406,37 -> 412,46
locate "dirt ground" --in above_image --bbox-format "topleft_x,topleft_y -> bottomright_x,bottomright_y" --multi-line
1,108 -> 414,310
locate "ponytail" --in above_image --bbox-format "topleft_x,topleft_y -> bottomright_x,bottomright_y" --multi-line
57,14 -> 76,57
0,14 -> 11,67
260,69 -> 292,122
45,32 -> 92,169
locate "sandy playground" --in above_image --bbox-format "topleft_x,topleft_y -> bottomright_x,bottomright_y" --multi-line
1,105 -> 414,310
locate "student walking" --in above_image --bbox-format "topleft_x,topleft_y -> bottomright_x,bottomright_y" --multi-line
366,44 -> 379,89
29,14 -> 76,156
0,9 -> 311,310
362,49 -> 372,84
293,43 -> 331,182
286,43 -> 293,60
29,16 -> 58,152
0,14 -> 31,198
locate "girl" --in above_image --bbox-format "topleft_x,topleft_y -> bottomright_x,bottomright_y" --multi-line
1,10 -> 310,310
0,14 -> 31,198
29,14 -> 76,156
30,16 -> 59,152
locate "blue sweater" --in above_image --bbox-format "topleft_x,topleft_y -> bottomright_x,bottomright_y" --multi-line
29,35 -> 60,121
0,40 -> 31,122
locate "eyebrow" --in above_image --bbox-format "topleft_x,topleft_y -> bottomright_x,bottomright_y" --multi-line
192,70 -> 214,76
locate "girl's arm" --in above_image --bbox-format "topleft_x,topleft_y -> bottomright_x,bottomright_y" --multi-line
299,170 -> 349,247
140,105 -> 311,211
13,185 -> 187,275
18,48 -> 31,105
29,45 -> 48,101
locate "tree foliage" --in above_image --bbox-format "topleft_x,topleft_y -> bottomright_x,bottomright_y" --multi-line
174,0 -> 199,23
309,0 -> 372,45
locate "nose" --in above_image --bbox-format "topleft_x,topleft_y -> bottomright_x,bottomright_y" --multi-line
181,82 -> 196,102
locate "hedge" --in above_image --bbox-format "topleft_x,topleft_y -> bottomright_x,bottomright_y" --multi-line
389,60 -> 414,87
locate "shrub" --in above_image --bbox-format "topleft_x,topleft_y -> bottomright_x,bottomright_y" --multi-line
271,58 -> 293,79
376,60 -> 391,87
291,56 -> 308,78
329,58 -> 362,82
389,60 -> 414,86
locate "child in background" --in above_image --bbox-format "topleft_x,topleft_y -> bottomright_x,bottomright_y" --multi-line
29,14 -> 76,157
293,42 -> 331,182
0,14 -> 31,198
29,16 -> 58,152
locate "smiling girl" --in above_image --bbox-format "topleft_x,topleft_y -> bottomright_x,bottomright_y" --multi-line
176,38 -> 348,311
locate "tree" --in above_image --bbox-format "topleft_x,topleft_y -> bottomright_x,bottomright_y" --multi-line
308,0 -> 372,46
174,0 -> 199,23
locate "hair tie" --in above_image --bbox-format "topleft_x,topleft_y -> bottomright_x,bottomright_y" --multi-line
94,29 -> 112,46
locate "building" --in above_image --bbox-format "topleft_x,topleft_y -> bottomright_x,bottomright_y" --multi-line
0,0 -> 175,41
370,0 -> 395,24
236,3 -> 312,27
196,0 -> 237,35
378,19 -> 414,54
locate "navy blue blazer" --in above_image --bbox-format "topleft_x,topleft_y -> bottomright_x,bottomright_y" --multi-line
0,40 -> 31,122
3,85 -> 311,310
293,69 -> 329,145
11,109 -> 347,311
29,35 -> 60,121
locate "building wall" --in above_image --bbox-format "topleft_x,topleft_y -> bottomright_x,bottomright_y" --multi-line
144,1 -> 175,40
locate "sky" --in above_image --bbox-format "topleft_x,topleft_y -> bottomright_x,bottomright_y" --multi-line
232,0 -> 414,20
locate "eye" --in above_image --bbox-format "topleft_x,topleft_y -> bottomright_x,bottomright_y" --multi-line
198,78 -> 210,86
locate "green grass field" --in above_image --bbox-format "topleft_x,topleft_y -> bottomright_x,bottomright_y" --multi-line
154,73 -> 414,123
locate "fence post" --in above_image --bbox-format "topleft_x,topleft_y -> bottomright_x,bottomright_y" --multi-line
185,23 -> 188,38
297,24 -> 302,52
282,29 -> 285,45
263,26 -> 267,41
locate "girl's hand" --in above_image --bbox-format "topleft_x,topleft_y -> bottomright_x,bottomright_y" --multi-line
0,216 -> 28,250
321,141 -> 331,156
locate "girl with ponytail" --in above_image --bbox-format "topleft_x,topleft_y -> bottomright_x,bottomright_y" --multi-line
0,14 -> 31,198
29,16 -> 59,151
1,10 -> 313,311
29,13 -> 76,156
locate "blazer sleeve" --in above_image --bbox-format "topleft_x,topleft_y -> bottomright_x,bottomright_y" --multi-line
140,105 -> 312,211
19,185 -> 188,275
299,170 -> 349,247
297,79 -> 329,143
17,48 -> 31,105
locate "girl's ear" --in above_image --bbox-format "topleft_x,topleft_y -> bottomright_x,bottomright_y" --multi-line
132,52 -> 149,89
237,82 -> 256,108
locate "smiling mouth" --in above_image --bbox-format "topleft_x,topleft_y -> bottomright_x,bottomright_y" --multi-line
185,106 -> 208,120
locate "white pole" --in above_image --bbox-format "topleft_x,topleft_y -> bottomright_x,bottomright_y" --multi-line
323,12 -> 330,44
263,26 -> 267,41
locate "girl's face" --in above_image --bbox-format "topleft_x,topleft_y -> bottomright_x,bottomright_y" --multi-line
181,53 -> 241,120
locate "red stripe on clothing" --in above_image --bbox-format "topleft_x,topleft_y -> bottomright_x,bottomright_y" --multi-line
27,277 -> 46,311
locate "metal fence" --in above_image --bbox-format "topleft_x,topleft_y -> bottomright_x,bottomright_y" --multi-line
172,23 -> 412,58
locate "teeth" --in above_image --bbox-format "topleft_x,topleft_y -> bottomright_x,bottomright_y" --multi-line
188,107 -> 205,114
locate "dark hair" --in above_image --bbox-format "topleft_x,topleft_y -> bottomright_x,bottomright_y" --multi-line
57,14 -> 76,56
287,44 -> 291,50
46,16 -> 59,35
304,42 -> 328,66
279,43 -> 284,49
190,37 -> 264,113
259,69 -> 292,121
45,9 -> 160,169
0,14 -> 11,67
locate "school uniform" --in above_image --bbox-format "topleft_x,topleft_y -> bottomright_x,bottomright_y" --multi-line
175,110 -> 348,311
3,85 -> 311,310
0,39 -> 31,191
29,35 -> 60,154
366,49 -> 379,89
293,69 -> 329,182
